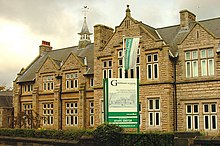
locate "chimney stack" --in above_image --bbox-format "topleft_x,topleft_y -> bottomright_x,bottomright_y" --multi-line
180,9 -> 196,30
39,40 -> 52,56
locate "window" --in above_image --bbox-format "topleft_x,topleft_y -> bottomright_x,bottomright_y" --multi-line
200,49 -> 214,76
23,84 -> 33,93
147,53 -> 158,80
148,99 -> 160,127
66,73 -> 78,89
43,103 -> 53,125
118,48 -> 140,79
203,103 -> 217,130
186,104 -> 199,130
90,101 -> 94,126
23,103 -> 32,126
185,51 -> 198,77
103,60 -> 112,78
43,76 -> 54,91
66,102 -> 78,126
90,77 -> 94,87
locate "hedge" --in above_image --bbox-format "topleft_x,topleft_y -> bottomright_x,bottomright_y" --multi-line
0,125 -> 174,146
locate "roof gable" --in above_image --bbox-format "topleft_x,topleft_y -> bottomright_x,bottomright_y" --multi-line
37,56 -> 59,74
179,22 -> 215,45
61,52 -> 85,71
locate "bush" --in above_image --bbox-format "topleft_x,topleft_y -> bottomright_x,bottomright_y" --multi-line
92,124 -> 123,146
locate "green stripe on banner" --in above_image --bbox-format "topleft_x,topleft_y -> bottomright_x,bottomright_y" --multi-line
125,38 -> 133,70
109,112 -> 138,116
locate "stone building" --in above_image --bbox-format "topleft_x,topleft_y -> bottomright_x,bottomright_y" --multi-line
14,5 -> 220,134
0,91 -> 13,128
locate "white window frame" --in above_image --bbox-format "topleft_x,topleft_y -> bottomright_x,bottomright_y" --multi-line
66,102 -> 78,126
43,103 -> 54,125
186,104 -> 199,130
89,101 -> 94,126
43,76 -> 54,91
146,53 -> 159,80
148,99 -> 160,127
203,103 -> 217,130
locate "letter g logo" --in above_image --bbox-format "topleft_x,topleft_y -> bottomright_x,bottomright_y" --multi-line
111,80 -> 117,86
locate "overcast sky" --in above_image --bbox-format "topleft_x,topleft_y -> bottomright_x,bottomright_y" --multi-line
0,0 -> 220,88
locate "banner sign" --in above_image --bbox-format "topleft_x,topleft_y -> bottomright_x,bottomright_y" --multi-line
124,38 -> 140,70
104,78 -> 139,128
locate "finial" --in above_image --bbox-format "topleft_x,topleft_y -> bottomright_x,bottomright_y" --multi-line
126,5 -> 131,16
82,5 -> 89,19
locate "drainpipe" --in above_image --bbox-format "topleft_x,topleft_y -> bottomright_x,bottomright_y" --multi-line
169,49 -> 178,131
173,57 -> 177,131
56,75 -> 62,130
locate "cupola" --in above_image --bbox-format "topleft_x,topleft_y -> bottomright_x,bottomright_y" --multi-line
78,6 -> 92,49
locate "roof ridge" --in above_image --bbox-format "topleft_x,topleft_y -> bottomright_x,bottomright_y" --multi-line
198,16 -> 220,23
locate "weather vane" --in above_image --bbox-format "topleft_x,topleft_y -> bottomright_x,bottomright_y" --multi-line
82,6 -> 89,19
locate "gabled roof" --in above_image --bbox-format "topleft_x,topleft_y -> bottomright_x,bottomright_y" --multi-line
0,91 -> 13,107
156,17 -> 220,53
17,44 -> 94,83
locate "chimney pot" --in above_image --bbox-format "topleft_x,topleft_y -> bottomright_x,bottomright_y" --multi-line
39,40 -> 52,56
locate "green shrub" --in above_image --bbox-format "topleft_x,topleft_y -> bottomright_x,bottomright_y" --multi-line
92,124 -> 123,146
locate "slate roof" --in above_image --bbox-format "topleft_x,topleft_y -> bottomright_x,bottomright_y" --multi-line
17,14 -> 220,83
17,43 -> 94,83
156,17 -> 220,53
0,91 -> 13,107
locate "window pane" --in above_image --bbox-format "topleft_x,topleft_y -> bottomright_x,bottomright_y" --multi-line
204,104 -> 209,113
118,68 -> 122,78
185,52 -> 190,60
147,64 -> 152,79
194,105 -> 198,113
155,99 -> 160,109
149,100 -> 153,109
155,112 -> 160,125
204,115 -> 209,129
147,55 -> 152,62
208,49 -> 213,57
187,116 -> 192,129
136,66 -> 140,79
187,105 -> 192,113
109,60 -> 112,67
108,69 -> 112,78
103,61 -> 107,67
200,50 -> 206,58
192,51 -> 198,59
201,60 -> 207,76
186,62 -> 191,77
154,64 -> 158,79
192,61 -> 198,77
103,70 -> 107,78
131,69 -> 134,78
211,104 -> 216,113
149,113 -> 153,126
153,54 -> 158,62
212,115 -> 217,129
208,59 -> 214,76
194,116 -> 199,130
136,56 -> 140,64
118,59 -> 123,66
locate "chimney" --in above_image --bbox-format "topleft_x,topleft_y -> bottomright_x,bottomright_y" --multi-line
180,9 -> 196,30
39,40 -> 52,56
